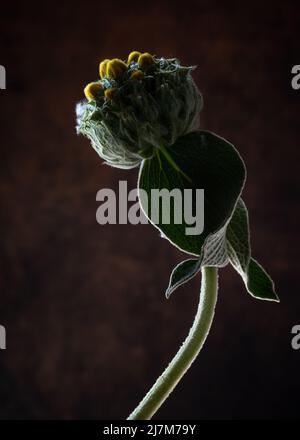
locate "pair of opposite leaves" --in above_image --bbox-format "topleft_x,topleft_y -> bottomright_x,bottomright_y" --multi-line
138,131 -> 278,302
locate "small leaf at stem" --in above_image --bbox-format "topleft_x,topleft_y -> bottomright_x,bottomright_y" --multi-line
226,199 -> 279,302
226,198 -> 250,275
245,258 -> 279,302
166,259 -> 202,298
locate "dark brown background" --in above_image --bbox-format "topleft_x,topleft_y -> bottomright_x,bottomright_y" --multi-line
0,0 -> 299,420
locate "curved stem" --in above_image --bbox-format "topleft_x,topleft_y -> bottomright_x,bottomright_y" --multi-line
127,266 -> 218,420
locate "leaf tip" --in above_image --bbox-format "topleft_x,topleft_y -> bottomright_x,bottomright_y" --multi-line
165,288 -> 172,299
245,258 -> 279,303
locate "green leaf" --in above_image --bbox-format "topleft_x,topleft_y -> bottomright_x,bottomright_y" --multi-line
226,199 -> 279,302
226,198 -> 250,275
138,130 -> 246,256
201,222 -> 229,267
166,259 -> 201,298
246,258 -> 279,302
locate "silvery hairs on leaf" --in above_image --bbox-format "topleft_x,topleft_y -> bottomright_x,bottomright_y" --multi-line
76,56 -> 203,168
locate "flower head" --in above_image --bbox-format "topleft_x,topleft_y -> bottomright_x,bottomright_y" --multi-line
76,52 -> 203,168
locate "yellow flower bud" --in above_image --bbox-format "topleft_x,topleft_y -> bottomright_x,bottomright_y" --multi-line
129,70 -> 144,80
127,51 -> 141,64
104,87 -> 117,100
84,82 -> 103,101
106,59 -> 127,79
99,59 -> 110,79
138,52 -> 154,71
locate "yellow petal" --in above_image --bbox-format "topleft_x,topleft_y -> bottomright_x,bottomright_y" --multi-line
84,82 -> 103,101
99,59 -> 110,79
127,51 -> 141,64
104,87 -> 117,100
138,52 -> 154,70
129,70 -> 144,80
107,59 -> 127,79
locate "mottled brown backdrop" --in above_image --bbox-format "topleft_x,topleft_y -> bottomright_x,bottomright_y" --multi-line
0,0 -> 299,419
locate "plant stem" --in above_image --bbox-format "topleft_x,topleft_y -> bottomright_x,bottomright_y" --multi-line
127,266 -> 218,420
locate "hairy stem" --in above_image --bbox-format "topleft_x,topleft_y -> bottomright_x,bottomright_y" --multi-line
127,266 -> 218,420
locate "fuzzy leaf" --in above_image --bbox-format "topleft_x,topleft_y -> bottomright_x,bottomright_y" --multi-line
138,130 -> 246,256
245,258 -> 279,302
166,259 -> 201,298
226,199 -> 279,302
226,198 -> 250,275
200,222 -> 229,267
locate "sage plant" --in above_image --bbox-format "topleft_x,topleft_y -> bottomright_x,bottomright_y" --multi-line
76,52 -> 279,420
